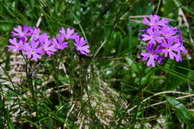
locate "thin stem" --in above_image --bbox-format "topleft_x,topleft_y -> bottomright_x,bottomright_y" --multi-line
0,64 -> 15,90
73,14 -> 87,40
20,52 -> 28,79
145,94 -> 194,109
155,0 -> 162,14
127,91 -> 194,113
93,40 -> 107,58
36,13 -> 43,27
129,15 -> 174,21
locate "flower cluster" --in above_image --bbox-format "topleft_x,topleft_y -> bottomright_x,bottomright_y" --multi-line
8,25 -> 90,61
140,15 -> 187,67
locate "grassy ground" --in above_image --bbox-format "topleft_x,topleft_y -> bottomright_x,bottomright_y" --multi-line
0,0 -> 194,128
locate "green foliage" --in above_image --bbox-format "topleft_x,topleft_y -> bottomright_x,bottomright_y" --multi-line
0,0 -> 193,128
166,96 -> 194,127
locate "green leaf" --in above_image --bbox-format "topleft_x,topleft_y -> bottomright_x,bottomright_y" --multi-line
166,96 -> 194,127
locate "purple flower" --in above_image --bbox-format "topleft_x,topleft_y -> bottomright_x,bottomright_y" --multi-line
74,36 -> 90,55
141,45 -> 160,67
8,38 -> 24,52
8,25 -> 91,61
52,35 -> 68,50
143,15 -> 169,28
59,27 -> 78,40
160,26 -> 178,41
31,27 -> 41,41
177,29 -> 183,44
161,39 -> 181,60
11,25 -> 32,41
175,51 -> 182,62
38,33 -> 50,44
23,40 -> 43,61
157,56 -> 165,64
141,28 -> 163,45
139,15 -> 187,67
179,44 -> 187,54
41,39 -> 56,56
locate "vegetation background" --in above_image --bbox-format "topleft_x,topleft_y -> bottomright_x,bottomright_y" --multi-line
0,0 -> 194,128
